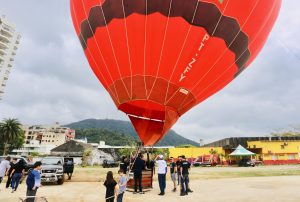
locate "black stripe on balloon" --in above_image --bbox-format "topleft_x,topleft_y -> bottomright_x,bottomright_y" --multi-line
79,0 -> 250,73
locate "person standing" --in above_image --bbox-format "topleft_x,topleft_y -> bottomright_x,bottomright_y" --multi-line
169,157 -> 177,192
26,161 -> 42,202
119,156 -> 129,174
104,171 -> 118,202
117,169 -> 127,202
176,156 -> 182,186
132,153 -> 145,194
180,156 -> 191,196
0,156 -> 11,187
156,154 -> 167,196
10,158 -> 25,193
6,159 -> 15,189
65,158 -> 74,180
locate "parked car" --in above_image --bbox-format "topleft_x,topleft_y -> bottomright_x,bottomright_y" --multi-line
41,156 -> 65,185
0,156 -> 34,174
40,156 -> 74,185
102,160 -> 118,168
238,158 -> 255,167
193,155 -> 219,167
251,159 -> 263,166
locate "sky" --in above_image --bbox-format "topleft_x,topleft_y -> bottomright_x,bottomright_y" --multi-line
0,1 -> 299,144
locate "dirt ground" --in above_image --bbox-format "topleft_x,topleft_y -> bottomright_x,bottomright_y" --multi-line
1,165 -> 300,202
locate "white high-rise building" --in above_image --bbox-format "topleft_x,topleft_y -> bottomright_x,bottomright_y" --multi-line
0,15 -> 21,100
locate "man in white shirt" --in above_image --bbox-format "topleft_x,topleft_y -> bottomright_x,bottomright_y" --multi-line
155,154 -> 167,196
0,156 -> 11,185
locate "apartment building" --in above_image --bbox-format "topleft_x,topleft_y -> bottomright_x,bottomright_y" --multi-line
23,123 -> 75,147
0,15 -> 21,100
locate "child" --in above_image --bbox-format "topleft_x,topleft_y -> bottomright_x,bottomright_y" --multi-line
26,161 -> 42,202
104,171 -> 118,202
117,169 -> 127,202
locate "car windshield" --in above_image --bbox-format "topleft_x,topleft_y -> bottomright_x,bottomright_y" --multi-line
42,158 -> 62,165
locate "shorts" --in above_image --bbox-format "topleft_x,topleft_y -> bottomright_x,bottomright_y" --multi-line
171,173 -> 176,182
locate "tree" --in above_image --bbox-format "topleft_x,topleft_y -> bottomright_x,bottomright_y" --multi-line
0,118 -> 23,155
117,143 -> 136,158
30,152 -> 40,157
271,126 -> 300,137
152,148 -> 170,159
7,130 -> 25,153
209,149 -> 218,155
82,148 -> 92,167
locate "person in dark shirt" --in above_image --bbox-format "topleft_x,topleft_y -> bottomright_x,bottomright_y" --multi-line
119,156 -> 129,174
176,156 -> 182,186
10,158 -> 25,193
104,171 -> 118,202
169,157 -> 177,192
180,156 -> 191,196
65,158 -> 74,180
132,153 -> 145,194
148,159 -> 155,188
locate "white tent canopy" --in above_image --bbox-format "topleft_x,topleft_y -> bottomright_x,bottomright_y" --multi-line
229,145 -> 255,156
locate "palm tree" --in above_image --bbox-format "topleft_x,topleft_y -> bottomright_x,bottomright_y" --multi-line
0,118 -> 23,155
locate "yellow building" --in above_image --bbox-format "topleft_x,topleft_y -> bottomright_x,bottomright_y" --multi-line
169,147 -> 224,158
247,139 -> 300,164
171,137 -> 300,165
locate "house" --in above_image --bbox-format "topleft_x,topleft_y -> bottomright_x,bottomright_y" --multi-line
50,140 -> 114,165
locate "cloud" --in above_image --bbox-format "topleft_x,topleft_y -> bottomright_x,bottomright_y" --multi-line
0,1 -> 299,144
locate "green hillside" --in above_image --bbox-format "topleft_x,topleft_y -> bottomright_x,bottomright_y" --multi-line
65,119 -> 198,146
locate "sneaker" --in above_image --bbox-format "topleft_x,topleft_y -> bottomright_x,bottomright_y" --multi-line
158,192 -> 165,196
180,192 -> 185,196
185,192 -> 188,195
11,190 -> 14,193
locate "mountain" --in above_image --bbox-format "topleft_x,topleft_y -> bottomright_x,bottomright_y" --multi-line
65,119 -> 199,146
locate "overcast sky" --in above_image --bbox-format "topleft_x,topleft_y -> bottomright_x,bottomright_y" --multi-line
0,1 -> 299,144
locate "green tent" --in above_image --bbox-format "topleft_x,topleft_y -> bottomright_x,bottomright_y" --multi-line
229,145 -> 255,156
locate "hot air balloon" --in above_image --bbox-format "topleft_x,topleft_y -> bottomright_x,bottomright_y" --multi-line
70,0 -> 281,146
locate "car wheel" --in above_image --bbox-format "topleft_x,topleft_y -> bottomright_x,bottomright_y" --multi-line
57,176 -> 65,185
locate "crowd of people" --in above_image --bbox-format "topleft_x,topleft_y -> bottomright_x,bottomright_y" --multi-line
154,154 -> 193,196
103,153 -> 193,201
0,156 -> 42,201
1,153 -> 193,202
0,156 -> 27,193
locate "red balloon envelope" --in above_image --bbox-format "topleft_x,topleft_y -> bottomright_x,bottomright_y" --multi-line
70,0 -> 281,146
